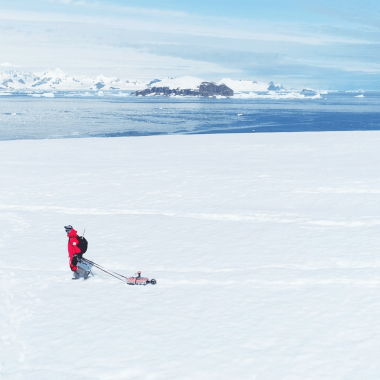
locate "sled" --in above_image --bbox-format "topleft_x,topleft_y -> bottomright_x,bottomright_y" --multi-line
126,271 -> 156,285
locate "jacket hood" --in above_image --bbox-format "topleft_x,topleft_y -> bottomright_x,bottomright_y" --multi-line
68,228 -> 78,237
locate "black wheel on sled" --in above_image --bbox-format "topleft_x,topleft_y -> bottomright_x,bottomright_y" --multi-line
150,279 -> 156,285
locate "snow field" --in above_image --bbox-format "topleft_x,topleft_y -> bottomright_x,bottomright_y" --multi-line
2,132 -> 380,379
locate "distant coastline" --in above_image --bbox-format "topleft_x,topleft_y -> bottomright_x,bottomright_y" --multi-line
0,67 -> 285,94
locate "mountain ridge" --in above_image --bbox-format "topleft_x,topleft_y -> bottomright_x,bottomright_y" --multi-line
0,67 -> 285,93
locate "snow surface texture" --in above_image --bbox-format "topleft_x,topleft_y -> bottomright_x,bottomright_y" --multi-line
2,132 -> 380,379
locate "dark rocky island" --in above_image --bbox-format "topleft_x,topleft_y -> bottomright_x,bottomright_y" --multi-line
133,82 -> 233,97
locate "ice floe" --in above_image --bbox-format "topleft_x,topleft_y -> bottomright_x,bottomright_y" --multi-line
233,91 -> 321,100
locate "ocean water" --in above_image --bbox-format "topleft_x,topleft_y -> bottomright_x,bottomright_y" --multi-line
0,91 -> 379,140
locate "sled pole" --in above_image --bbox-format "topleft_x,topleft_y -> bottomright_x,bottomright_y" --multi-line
81,258 -> 126,282
83,260 -> 123,281
87,262 -> 125,282
90,261 -> 127,280
82,258 -> 129,280
82,258 -> 125,282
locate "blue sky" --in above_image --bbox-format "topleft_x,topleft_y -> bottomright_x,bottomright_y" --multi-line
1,0 -> 380,89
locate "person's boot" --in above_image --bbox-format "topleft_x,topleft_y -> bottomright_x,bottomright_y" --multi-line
72,270 -> 80,280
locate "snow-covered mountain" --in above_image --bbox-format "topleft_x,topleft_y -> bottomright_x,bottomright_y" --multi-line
147,76 -> 205,90
0,68 -> 148,91
218,78 -> 284,92
147,76 -> 284,92
0,68 -> 286,93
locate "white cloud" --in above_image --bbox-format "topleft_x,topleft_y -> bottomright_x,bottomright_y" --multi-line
0,62 -> 20,67
295,58 -> 380,74
0,9 -> 374,46
0,27 -> 240,78
56,0 -> 189,18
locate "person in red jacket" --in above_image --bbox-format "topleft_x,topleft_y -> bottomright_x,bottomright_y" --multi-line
65,225 -> 85,278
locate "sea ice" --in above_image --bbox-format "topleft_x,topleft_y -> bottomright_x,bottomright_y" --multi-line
233,91 -> 321,100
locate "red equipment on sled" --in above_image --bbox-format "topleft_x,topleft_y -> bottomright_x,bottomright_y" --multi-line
126,271 -> 156,285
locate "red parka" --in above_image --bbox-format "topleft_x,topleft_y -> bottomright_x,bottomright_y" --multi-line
68,228 -> 81,271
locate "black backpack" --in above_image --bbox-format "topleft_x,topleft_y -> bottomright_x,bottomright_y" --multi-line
77,236 -> 88,254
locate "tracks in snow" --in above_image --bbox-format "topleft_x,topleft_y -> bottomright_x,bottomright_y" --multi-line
0,204 -> 379,228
